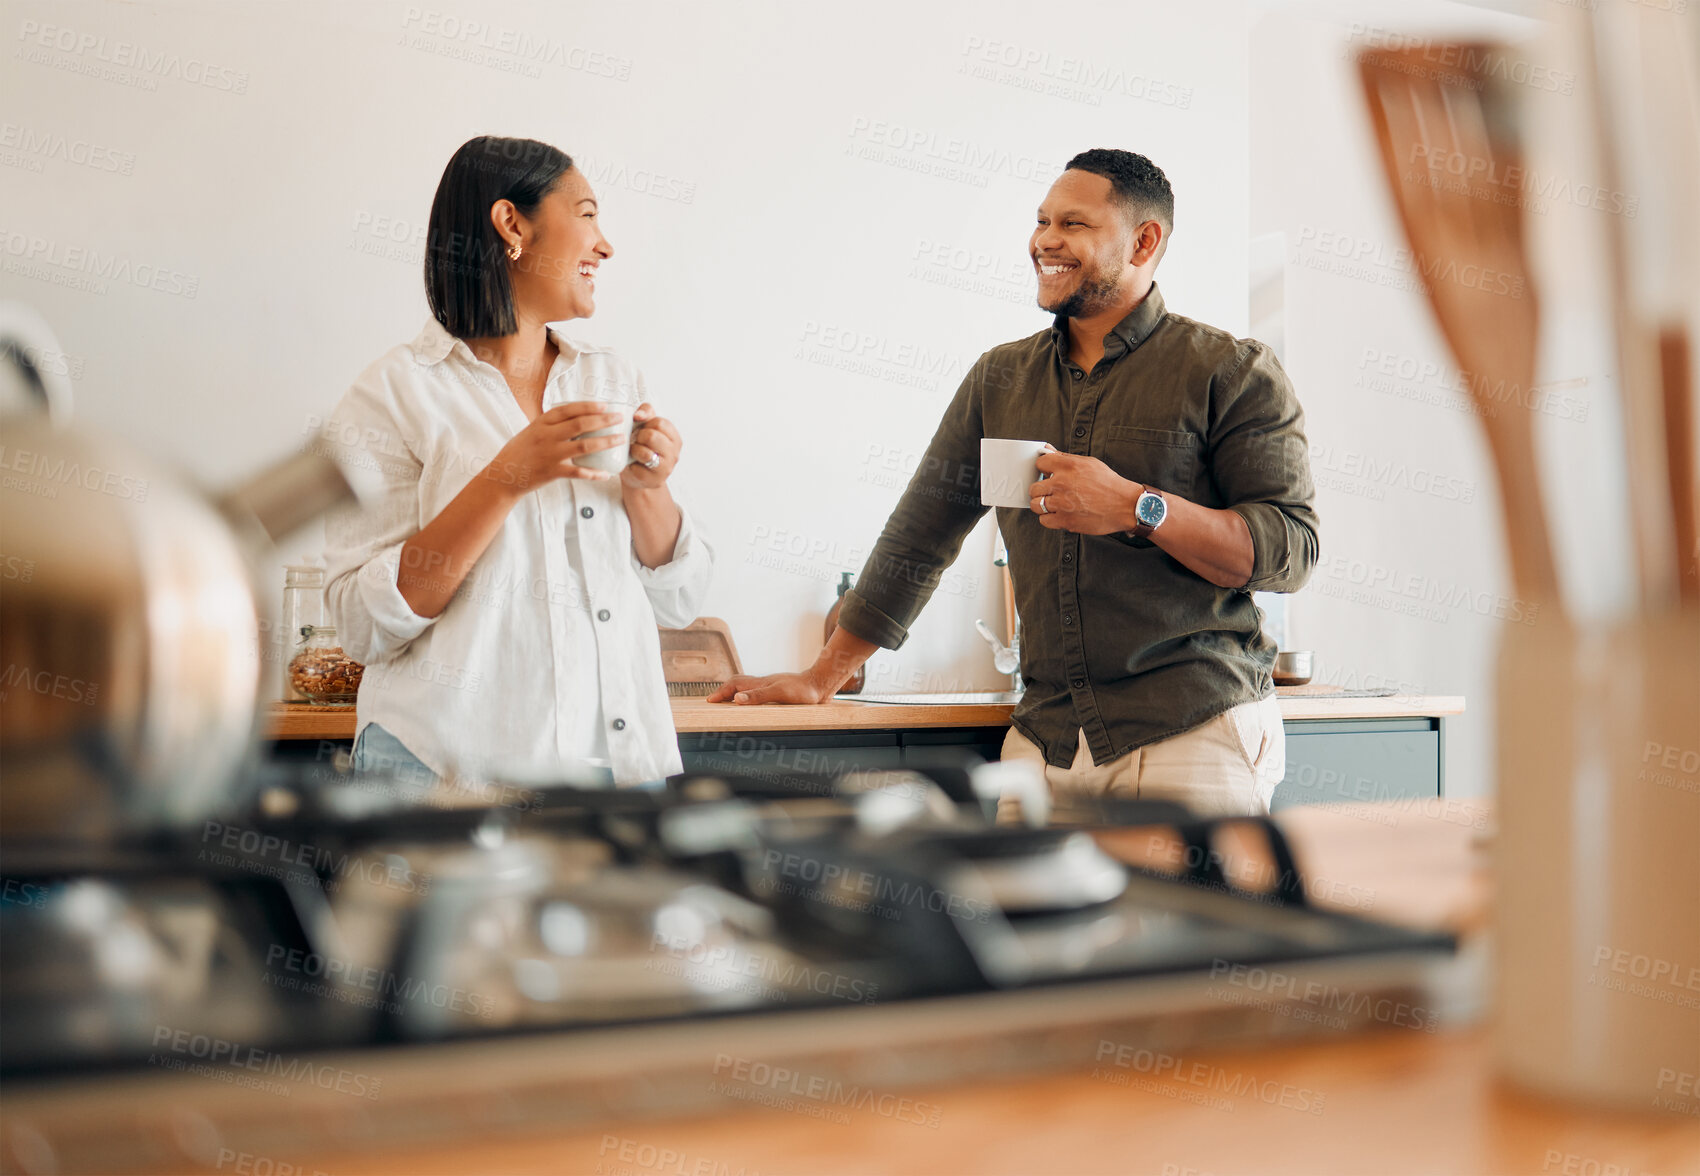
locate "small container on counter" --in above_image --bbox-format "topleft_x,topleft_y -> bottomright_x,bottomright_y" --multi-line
1272,650 -> 1313,686
280,563 -> 327,701
287,625 -> 364,706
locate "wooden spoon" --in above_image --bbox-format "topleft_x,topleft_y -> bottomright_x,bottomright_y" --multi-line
1358,46 -> 1561,610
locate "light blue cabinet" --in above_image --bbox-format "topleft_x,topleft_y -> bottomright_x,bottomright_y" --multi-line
679,716 -> 1448,809
1271,718 -> 1443,811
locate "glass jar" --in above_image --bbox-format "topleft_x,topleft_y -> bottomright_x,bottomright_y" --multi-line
287,625 -> 364,706
281,564 -> 326,701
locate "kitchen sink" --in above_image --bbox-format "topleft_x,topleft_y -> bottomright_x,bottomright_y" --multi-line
834,692 -> 1020,705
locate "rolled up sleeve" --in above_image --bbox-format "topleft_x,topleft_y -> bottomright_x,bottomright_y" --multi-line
321,385 -> 438,665
1210,342 -> 1320,594
633,502 -> 714,629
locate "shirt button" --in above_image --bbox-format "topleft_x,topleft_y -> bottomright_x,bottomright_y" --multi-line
1072,679 -> 1085,689
611,718 -> 626,732
1063,614 -> 1074,626
1071,370 -> 1082,381
581,506 -> 594,519
1073,426 -> 1086,438
1061,552 -> 1073,564
597,608 -> 611,621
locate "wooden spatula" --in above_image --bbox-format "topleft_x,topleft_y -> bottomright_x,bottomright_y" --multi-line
1358,47 -> 1561,609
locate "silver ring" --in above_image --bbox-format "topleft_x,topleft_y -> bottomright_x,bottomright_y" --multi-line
642,452 -> 661,470
1038,496 -> 1049,514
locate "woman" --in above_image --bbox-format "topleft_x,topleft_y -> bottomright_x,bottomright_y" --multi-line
322,135 -> 712,789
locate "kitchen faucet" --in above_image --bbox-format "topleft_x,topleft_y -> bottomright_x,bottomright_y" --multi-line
975,618 -> 1023,696
979,530 -> 1023,696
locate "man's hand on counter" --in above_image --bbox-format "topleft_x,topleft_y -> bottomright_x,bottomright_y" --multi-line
706,628 -> 880,705
706,671 -> 832,705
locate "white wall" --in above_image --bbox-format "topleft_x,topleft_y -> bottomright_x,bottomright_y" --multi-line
1249,0 -> 1642,798
4,0 -> 1252,694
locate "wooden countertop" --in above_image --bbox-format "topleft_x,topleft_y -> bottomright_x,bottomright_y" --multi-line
312,1028 -> 1694,1176
268,689 -> 1466,741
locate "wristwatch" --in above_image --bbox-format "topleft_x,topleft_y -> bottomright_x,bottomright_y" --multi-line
1127,488 -> 1168,539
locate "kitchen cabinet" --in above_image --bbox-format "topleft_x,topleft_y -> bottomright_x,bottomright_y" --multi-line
674,726 -> 1010,776
679,717 -> 1449,807
1272,718 -> 1445,810
677,729 -> 908,775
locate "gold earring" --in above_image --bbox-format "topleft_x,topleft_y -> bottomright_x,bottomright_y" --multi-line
506,243 -> 521,261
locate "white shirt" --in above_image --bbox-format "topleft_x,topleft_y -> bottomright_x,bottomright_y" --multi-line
321,318 -> 713,786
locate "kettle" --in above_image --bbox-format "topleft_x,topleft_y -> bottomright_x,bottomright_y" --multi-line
0,312 -> 357,846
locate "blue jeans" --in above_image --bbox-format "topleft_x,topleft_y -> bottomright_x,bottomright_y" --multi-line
351,722 -> 438,799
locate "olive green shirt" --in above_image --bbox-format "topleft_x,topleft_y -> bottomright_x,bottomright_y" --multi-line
837,285 -> 1319,769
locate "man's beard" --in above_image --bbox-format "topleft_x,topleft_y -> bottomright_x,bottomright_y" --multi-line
1039,261 -> 1124,318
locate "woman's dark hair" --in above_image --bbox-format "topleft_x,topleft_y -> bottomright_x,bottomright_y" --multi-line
425,136 -> 574,338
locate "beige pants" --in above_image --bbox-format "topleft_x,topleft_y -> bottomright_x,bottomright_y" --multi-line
998,695 -> 1286,819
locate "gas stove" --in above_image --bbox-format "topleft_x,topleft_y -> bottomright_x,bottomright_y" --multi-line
0,754 -> 1455,1170
1,755 -> 1449,1072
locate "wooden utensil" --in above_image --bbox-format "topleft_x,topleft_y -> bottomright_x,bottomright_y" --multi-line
1580,7 -> 1700,606
1358,46 -> 1561,610
1657,327 -> 1698,600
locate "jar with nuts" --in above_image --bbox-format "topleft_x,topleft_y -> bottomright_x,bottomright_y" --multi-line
287,625 -> 364,705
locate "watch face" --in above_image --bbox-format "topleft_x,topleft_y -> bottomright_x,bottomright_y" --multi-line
1137,491 -> 1166,527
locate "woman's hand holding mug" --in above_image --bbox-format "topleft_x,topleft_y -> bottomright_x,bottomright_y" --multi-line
486,401 -> 626,493
621,403 -> 681,490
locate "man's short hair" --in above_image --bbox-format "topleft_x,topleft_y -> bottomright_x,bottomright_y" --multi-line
1065,148 -> 1174,238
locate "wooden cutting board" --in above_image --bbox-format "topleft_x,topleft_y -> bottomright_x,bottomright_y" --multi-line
660,617 -> 743,697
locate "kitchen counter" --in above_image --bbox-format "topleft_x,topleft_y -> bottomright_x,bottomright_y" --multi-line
267,689 -> 1466,811
9,802 -> 1691,1175
267,688 -> 1466,741
312,1030 -> 1692,1176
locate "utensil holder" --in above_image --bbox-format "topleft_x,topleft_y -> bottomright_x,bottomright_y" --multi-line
1496,607 -> 1700,1111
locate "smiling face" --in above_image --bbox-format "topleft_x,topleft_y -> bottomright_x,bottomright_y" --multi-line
1030,169 -> 1148,318
500,167 -> 614,324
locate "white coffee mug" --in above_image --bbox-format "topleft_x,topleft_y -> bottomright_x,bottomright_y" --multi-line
980,438 -> 1049,509
573,403 -> 636,473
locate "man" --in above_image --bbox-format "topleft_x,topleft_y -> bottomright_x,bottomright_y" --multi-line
708,149 -> 1318,815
